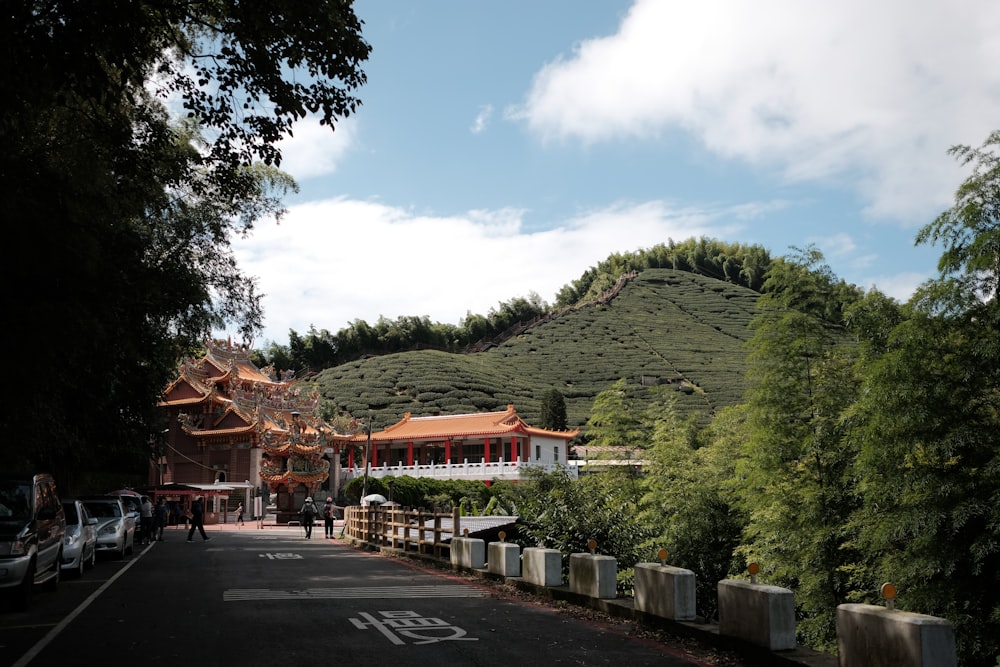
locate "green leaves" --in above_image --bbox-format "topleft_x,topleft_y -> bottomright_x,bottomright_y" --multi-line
539,388 -> 568,431
314,268 -> 761,432
916,130 -> 1000,307
731,247 -> 864,648
2,2 -> 369,484
511,468 -> 653,590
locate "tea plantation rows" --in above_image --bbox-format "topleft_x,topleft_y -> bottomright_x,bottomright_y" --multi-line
314,268 -> 760,433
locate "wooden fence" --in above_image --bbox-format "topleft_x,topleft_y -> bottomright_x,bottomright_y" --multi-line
343,505 -> 461,559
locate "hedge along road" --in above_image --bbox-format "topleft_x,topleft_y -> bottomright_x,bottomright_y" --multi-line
5,524 -> 732,667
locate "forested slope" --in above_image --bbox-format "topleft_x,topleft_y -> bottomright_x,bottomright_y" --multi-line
315,268 -> 760,432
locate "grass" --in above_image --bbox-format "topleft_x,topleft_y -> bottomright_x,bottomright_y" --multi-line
314,269 -> 759,434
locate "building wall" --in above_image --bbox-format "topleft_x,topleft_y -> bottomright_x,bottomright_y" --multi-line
229,445 -> 252,485
530,435 -> 566,466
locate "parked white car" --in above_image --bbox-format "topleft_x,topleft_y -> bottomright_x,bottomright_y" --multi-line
107,491 -> 143,539
61,499 -> 97,577
80,496 -> 135,560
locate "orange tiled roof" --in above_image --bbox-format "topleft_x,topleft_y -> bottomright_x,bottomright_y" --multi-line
157,376 -> 210,407
187,424 -> 257,437
231,359 -> 278,384
359,405 -> 579,442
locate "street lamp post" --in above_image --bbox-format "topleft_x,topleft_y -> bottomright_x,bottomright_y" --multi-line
362,417 -> 372,499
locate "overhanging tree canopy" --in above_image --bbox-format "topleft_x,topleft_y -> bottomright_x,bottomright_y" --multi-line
1,1 -> 370,487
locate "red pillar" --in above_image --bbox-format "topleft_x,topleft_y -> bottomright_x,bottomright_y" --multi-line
407,441 -> 414,466
348,446 -> 355,468
371,441 -> 378,467
484,437 -> 491,463
445,438 -> 451,464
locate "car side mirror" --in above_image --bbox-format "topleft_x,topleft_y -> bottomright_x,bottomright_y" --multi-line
87,517 -> 98,526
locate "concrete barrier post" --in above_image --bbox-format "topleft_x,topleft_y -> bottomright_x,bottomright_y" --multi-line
569,552 -> 617,599
449,536 -> 486,569
634,562 -> 696,621
522,547 -> 562,587
488,541 -> 521,577
717,579 -> 796,650
836,604 -> 957,667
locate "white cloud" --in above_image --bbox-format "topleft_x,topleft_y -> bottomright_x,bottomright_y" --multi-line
471,105 -> 493,134
229,198 -> 745,343
856,271 -> 928,303
275,116 -> 357,180
515,0 -> 1000,223
813,232 -> 856,259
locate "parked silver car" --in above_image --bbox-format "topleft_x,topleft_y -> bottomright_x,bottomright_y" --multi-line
107,490 -> 143,536
61,499 -> 97,577
80,497 -> 135,560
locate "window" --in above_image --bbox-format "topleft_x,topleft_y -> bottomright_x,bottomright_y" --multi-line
535,445 -> 541,460
465,444 -> 484,462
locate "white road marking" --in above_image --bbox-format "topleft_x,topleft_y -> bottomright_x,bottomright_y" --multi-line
12,544 -> 151,667
223,585 -> 489,601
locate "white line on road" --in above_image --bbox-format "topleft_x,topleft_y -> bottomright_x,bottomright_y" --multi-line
223,585 -> 489,601
12,542 -> 154,667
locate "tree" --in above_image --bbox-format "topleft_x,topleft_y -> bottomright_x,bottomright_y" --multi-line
539,388 -> 568,431
735,248 -> 862,649
915,130 -> 1000,311
510,467 -> 653,590
850,131 -> 1000,666
640,401 -> 747,621
1,2 -> 370,488
584,378 -> 647,452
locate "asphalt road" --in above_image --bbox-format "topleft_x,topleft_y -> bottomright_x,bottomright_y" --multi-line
1,524 -> 727,667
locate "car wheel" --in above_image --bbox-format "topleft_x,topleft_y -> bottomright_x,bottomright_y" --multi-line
12,561 -> 34,611
74,552 -> 85,578
117,540 -> 126,560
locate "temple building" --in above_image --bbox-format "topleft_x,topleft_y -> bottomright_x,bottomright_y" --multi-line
157,343 -> 581,521
345,405 -> 580,484
157,340 -> 349,522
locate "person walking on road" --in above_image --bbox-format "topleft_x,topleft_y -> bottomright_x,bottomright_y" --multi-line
139,496 -> 153,545
322,497 -> 335,538
153,497 -> 167,541
235,503 -> 245,526
300,497 -> 317,539
187,495 -> 210,542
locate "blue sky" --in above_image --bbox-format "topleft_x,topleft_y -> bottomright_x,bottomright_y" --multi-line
229,0 -> 1000,345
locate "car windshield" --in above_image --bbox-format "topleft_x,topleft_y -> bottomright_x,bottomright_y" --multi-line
84,502 -> 122,518
119,498 -> 139,513
0,482 -> 31,520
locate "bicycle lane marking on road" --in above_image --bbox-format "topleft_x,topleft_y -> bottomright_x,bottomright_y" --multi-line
11,541 -> 156,667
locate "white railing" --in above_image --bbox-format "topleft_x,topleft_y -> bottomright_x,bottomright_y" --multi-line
341,459 -> 577,483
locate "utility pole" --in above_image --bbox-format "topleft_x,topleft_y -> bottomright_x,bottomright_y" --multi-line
362,416 -> 372,499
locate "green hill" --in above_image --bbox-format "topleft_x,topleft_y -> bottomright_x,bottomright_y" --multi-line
315,268 -> 760,434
